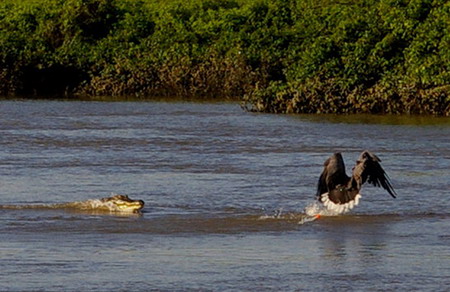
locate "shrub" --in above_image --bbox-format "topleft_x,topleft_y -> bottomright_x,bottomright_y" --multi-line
0,0 -> 449,115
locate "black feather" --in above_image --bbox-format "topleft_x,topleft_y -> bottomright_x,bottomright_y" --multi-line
354,150 -> 397,198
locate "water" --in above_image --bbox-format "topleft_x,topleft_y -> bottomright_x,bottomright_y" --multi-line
0,99 -> 449,291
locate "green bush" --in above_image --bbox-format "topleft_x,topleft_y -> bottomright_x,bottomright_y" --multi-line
0,0 -> 449,115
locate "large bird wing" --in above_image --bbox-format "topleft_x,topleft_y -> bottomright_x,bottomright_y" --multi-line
351,150 -> 397,198
316,153 -> 349,197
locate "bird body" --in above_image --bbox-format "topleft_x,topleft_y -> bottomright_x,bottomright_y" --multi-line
316,151 -> 397,214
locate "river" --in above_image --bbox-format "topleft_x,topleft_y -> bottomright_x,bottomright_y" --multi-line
0,99 -> 449,291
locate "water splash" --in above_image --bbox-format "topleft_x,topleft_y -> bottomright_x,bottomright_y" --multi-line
296,200 -> 348,224
258,208 -> 284,220
258,206 -> 322,225
304,200 -> 343,217
298,214 -> 320,225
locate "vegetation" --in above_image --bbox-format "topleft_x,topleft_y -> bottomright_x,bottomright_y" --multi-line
1,0 -> 449,115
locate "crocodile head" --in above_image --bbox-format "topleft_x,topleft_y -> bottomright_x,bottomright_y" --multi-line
101,194 -> 145,213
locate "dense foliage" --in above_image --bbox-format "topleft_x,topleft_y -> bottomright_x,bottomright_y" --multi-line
1,0 -> 449,115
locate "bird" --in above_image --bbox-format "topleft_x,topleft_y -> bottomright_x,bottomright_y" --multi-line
316,150 -> 397,214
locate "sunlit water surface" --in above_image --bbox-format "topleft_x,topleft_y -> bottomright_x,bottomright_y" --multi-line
0,100 -> 449,291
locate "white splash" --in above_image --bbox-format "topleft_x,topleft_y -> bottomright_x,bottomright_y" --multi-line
298,213 -> 320,225
72,199 -> 122,212
304,200 -> 324,217
318,193 -> 362,215
258,208 -> 286,220
296,201 -> 327,225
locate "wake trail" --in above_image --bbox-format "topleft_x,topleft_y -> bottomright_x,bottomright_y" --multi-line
0,194 -> 144,213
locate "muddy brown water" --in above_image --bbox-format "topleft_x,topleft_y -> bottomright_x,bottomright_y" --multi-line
0,100 -> 449,291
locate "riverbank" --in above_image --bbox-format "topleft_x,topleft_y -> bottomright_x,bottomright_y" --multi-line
1,0 -> 449,115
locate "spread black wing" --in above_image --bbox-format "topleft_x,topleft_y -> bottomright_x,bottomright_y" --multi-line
351,150 -> 397,198
316,153 -> 350,197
